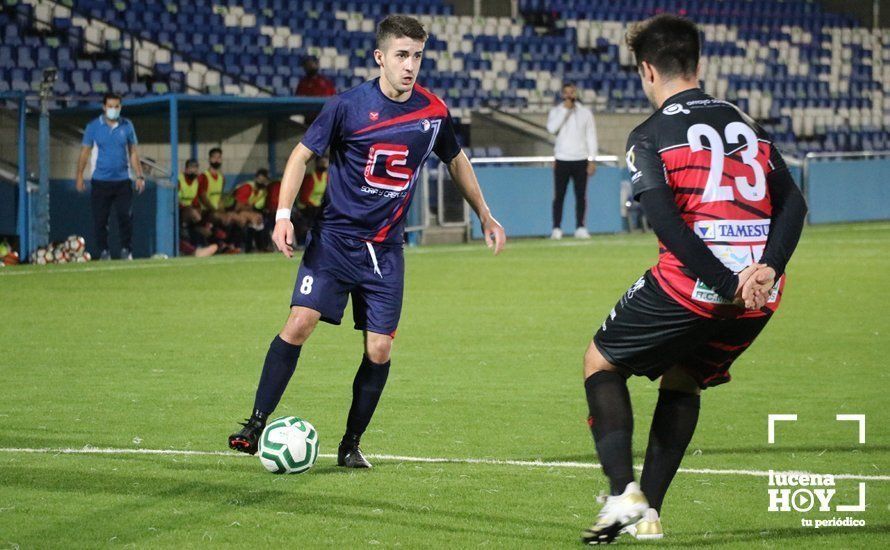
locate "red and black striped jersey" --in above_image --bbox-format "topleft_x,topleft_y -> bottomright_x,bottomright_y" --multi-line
626,88 -> 788,318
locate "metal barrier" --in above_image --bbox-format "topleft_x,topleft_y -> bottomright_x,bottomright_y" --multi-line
470,155 -> 622,166
801,150 -> 890,192
404,155 -> 625,237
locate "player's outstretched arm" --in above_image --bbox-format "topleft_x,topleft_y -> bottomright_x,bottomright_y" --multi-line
272,142 -> 314,258
447,151 -> 506,255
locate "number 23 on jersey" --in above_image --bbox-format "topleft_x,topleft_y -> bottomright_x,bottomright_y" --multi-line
686,122 -> 767,203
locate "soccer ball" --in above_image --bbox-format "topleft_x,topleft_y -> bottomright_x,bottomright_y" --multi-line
258,416 -> 319,474
65,235 -> 85,255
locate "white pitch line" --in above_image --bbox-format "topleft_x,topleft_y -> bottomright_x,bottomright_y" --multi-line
0,447 -> 886,481
0,255 -> 273,277
0,239 -> 629,277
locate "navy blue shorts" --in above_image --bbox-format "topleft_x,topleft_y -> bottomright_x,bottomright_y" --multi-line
291,229 -> 404,336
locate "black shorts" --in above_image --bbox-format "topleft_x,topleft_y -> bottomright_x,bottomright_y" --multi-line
593,270 -> 771,388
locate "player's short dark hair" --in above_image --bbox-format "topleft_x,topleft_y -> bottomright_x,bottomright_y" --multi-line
103,92 -> 122,105
562,82 -> 575,89
376,14 -> 427,49
626,14 -> 700,79
255,168 -> 269,178
208,147 -> 222,158
185,159 -> 198,168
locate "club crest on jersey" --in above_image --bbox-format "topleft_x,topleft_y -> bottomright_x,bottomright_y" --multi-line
369,111 -> 379,121
364,143 -> 414,192
419,119 -> 431,133
662,103 -> 691,115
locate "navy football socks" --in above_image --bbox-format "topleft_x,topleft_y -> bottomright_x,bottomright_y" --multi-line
585,370 -> 635,496
252,335 -> 302,418
344,355 -> 391,441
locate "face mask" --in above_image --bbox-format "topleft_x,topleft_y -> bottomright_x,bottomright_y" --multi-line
210,161 -> 222,170
185,172 -> 197,181
105,107 -> 120,120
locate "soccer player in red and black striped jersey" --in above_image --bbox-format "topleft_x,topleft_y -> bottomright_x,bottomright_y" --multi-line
580,15 -> 807,544
227,15 -> 506,467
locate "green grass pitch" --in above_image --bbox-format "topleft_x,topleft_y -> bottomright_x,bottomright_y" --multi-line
1,223 -> 888,548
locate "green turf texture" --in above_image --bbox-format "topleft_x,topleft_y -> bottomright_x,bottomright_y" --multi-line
1,223 -> 888,548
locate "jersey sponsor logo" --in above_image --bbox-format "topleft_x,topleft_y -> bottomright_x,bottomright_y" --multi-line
364,143 -> 414,192
709,245 -> 754,272
694,220 -> 771,243
692,279 -> 733,304
369,111 -> 379,121
686,98 -> 734,107
662,103 -> 691,115
419,119 -> 431,133
692,278 -> 779,304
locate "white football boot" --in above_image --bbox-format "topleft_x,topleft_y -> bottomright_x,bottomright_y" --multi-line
623,507 -> 664,540
581,481 -> 650,545
550,227 -> 563,240
574,226 -> 591,239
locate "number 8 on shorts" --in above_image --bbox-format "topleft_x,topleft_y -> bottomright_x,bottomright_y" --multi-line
300,276 -> 314,295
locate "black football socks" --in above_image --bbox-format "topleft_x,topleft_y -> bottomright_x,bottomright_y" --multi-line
585,370 -> 635,496
344,355 -> 391,443
641,389 -> 700,514
252,335 -> 302,420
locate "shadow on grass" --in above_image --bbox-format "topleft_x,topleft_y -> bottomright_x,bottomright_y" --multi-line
0,461 -> 575,545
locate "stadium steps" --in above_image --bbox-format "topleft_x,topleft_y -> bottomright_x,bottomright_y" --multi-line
419,225 -> 467,246
484,108 -> 554,144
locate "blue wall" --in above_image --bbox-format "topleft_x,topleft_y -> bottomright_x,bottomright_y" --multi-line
470,164 -> 624,238
807,158 -> 890,224
30,159 -> 890,257
0,183 -> 16,236
50,179 -> 157,258
46,172 -> 254,258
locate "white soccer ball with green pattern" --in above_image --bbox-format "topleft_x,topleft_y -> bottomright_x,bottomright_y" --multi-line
258,416 -> 319,474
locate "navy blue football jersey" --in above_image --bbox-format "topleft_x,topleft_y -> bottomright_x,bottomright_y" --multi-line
301,78 -> 461,244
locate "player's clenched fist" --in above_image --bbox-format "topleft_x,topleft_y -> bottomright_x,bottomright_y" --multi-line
273,219 -> 296,258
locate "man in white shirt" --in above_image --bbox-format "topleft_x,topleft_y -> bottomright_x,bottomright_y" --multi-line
546,83 -> 599,239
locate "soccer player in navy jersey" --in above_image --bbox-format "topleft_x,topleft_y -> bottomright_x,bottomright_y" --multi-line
228,15 -> 506,467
